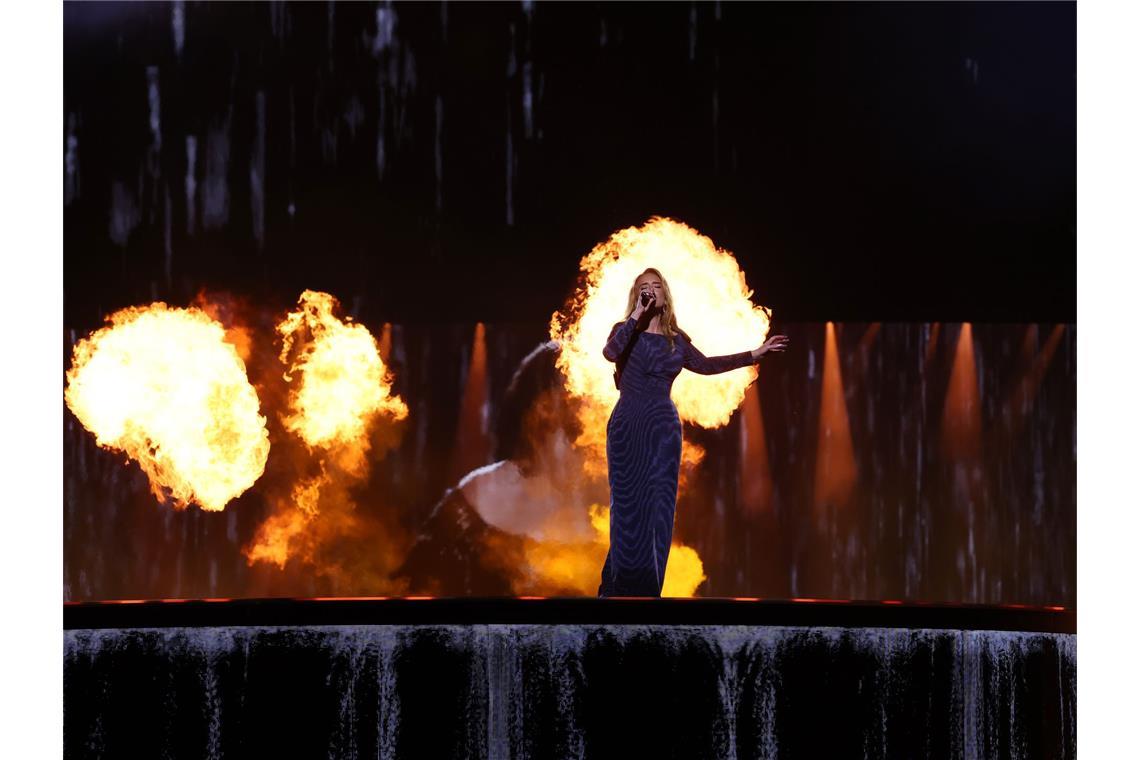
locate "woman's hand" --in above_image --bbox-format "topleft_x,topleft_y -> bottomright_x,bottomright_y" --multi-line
631,291 -> 655,320
751,334 -> 789,360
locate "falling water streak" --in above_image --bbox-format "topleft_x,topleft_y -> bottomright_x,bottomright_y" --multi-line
202,125 -> 231,230
1059,635 -> 1076,757
65,621 -> 1072,757
251,91 -> 266,252
328,630 -> 364,760
522,62 -> 535,141
268,1 -> 288,44
171,1 -> 185,58
877,631 -> 893,759
688,2 -> 698,62
481,627 -> 517,760
194,630 -> 228,760
109,180 -> 140,247
374,3 -> 396,54
376,86 -> 387,180
184,135 -> 197,234
551,626 -> 587,759
521,2 -> 535,140
65,113 -> 80,206
754,632 -> 780,759
376,629 -> 401,760
146,66 -> 162,152
712,628 -> 748,760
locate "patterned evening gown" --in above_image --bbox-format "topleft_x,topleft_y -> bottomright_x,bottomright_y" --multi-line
598,316 -> 757,597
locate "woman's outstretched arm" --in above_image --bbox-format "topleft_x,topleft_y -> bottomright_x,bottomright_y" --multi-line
681,332 -> 790,373
603,317 -> 639,362
680,335 -> 755,375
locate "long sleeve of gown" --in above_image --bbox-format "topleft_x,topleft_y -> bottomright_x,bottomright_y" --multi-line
603,317 -> 639,362
681,336 -> 755,375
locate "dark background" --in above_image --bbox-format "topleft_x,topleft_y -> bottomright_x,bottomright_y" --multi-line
64,1 -> 1075,328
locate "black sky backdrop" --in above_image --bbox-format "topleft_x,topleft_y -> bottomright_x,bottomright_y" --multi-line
63,1 -> 1075,329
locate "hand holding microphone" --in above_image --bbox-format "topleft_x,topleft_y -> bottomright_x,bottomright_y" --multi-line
632,288 -> 656,320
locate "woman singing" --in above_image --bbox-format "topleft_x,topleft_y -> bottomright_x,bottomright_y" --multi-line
598,268 -> 789,597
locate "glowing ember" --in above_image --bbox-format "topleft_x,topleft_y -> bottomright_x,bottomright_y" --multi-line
550,216 -> 772,434
278,290 -> 408,468
64,303 -> 270,511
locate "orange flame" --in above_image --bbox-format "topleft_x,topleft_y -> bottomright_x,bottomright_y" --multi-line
550,217 -> 772,441
245,471 -> 326,568
64,303 -> 270,511
519,503 -> 707,597
277,290 -> 408,473
245,291 -> 409,573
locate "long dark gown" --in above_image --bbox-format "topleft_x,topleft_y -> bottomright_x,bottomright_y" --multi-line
597,316 -> 756,597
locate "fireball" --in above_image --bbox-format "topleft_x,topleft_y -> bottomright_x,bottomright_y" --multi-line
278,290 -> 408,470
64,303 -> 270,511
551,216 -> 772,439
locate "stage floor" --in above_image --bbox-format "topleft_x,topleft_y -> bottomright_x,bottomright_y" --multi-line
64,596 -> 1074,633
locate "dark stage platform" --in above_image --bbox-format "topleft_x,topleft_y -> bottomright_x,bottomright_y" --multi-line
64,597 -> 1075,759
64,595 -> 1074,634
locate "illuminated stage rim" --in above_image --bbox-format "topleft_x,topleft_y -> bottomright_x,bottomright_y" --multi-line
64,597 -> 1074,634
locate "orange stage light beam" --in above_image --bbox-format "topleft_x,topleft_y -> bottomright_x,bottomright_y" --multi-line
941,323 -> 982,461
814,322 -> 857,515
450,322 -> 491,482
1005,324 -> 1065,436
924,322 -> 941,368
738,382 -> 773,515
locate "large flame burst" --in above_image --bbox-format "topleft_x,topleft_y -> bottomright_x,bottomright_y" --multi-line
544,217 -> 771,596
550,217 -> 772,453
64,303 -> 270,511
277,290 -> 408,471
246,290 -> 408,569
